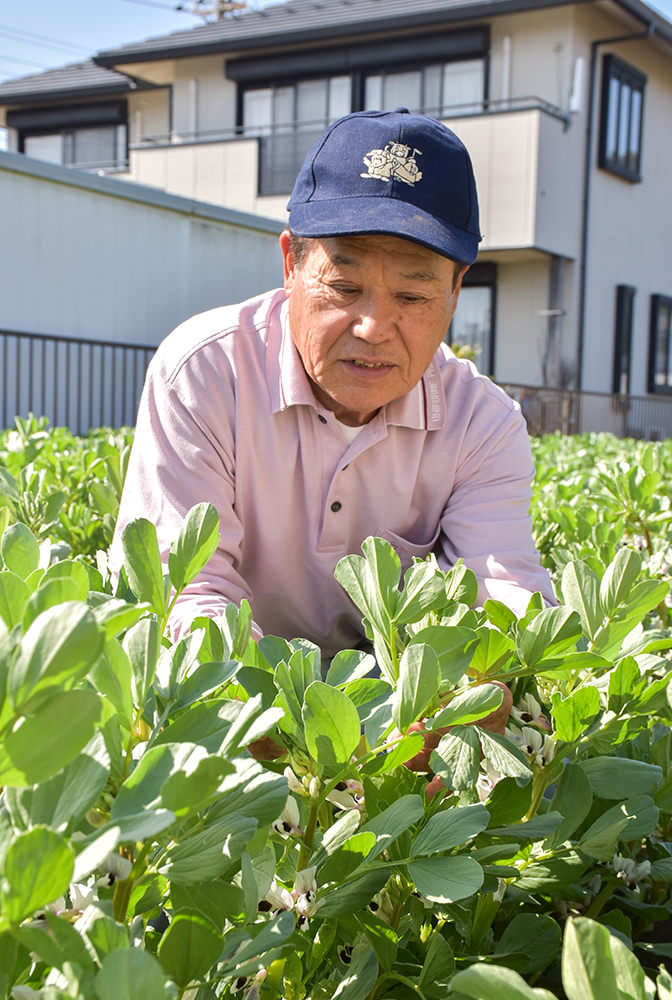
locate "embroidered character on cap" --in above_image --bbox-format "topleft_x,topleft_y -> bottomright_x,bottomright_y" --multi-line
361,142 -> 423,186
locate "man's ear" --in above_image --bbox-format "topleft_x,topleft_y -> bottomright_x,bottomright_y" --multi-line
279,230 -> 296,290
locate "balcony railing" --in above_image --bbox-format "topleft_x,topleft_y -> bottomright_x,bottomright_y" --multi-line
505,384 -> 672,441
1,328 -> 155,436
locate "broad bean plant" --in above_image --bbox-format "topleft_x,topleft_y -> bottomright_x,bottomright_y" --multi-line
0,421 -> 671,1000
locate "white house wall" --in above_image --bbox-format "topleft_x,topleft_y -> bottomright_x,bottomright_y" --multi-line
581,32 -> 672,396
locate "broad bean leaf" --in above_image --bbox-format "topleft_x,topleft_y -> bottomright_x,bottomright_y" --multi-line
429,725 -> 480,791
157,910 -> 223,989
451,963 -> 557,999
579,757 -> 662,800
1,522 -> 40,580
303,681 -> 361,765
407,855 -> 483,903
428,683 -> 503,730
561,561 -> 602,639
0,570 -> 30,629
123,615 -> 159,709
120,516 -> 167,616
551,687 -> 601,743
9,601 -> 104,710
406,625 -> 477,688
561,917 -> 620,1000
159,814 -> 257,883
168,501 -> 220,594
95,948 -> 167,1000
4,731 -> 109,834
517,605 -> 581,668
599,547 -> 642,614
411,803 -> 489,856
495,913 -> 562,974
359,794 -> 424,860
0,688 -> 104,786
0,826 -> 74,925
332,946 -> 379,1000
395,558 -> 446,625
545,763 -> 593,848
393,642 -> 439,732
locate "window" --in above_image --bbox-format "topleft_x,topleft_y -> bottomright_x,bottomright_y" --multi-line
613,284 -> 635,394
10,102 -> 129,172
23,124 -> 127,170
447,264 -> 496,375
232,27 -> 489,196
598,54 -> 645,181
648,295 -> 672,394
364,60 -> 485,118
242,77 -> 351,195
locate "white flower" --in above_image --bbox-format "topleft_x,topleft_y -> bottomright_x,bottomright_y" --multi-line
259,879 -> 293,913
271,795 -> 302,836
326,779 -> 364,811
292,867 -> 318,929
610,853 -> 651,888
476,762 -> 503,802
508,725 -> 555,767
284,766 -> 306,795
96,852 -> 132,888
69,882 -> 96,910
511,693 -> 550,731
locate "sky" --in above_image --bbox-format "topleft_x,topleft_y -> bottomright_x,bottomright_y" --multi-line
0,0 -> 670,91
0,0 -> 278,85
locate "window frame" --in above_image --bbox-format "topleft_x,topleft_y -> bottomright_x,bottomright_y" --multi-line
612,284 -> 635,395
447,262 -> 497,376
598,53 -> 646,182
647,294 -> 672,395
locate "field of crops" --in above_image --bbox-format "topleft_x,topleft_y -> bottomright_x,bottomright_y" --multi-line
0,414 -> 671,1000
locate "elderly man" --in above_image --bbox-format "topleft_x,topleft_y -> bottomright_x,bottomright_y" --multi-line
111,108 -> 555,655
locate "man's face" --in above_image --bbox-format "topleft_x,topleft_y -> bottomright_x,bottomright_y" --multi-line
280,232 -> 466,426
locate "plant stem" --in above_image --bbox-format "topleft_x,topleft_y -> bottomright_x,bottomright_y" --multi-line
584,876 -> 618,919
112,875 -> 134,924
297,797 -> 319,871
525,768 -> 548,820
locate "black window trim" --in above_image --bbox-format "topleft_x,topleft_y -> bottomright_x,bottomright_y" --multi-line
613,283 -> 635,395
648,294 -> 672,395
598,53 -> 646,183
448,262 -> 497,378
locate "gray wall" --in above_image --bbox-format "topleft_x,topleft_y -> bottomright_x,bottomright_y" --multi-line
0,151 -> 284,430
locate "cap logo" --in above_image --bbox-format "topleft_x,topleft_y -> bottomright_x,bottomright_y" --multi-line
361,142 -> 423,187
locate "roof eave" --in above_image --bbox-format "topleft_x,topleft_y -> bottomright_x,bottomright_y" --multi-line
92,0 -> 581,67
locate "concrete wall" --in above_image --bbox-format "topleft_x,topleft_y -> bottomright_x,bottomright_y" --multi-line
0,150 -> 284,431
0,149 -> 284,345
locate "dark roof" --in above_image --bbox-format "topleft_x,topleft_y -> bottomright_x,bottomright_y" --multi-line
92,0 -> 672,65
0,59 -> 151,105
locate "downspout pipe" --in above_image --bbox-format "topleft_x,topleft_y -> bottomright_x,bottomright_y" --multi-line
576,20 -> 654,391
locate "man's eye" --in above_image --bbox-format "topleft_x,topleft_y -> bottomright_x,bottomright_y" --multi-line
398,293 -> 425,304
332,285 -> 359,296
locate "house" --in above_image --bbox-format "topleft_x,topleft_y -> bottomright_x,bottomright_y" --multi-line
1,0 -> 671,435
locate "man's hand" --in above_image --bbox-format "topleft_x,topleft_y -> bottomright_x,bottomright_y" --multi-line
403,681 -> 513,799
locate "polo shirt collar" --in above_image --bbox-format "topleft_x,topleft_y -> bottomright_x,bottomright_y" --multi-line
272,297 -> 446,431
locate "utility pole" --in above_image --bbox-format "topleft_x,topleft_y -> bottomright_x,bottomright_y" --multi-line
175,1 -> 255,20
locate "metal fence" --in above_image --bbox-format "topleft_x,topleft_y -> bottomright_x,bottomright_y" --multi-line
505,384 -> 672,441
3,330 -> 672,442
1,328 -> 155,436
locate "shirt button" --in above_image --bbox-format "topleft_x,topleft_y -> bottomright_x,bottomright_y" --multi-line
318,414 -> 327,424
331,501 -> 342,512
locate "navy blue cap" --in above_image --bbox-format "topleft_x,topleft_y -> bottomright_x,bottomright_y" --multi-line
287,108 -> 482,265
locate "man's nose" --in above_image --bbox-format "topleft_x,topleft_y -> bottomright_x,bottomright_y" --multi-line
350,294 -> 395,342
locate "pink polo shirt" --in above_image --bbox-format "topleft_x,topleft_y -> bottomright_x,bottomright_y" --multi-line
110,288 -> 555,656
